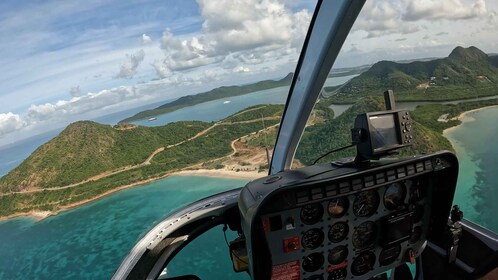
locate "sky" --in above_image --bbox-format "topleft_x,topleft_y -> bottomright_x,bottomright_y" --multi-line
0,0 -> 497,146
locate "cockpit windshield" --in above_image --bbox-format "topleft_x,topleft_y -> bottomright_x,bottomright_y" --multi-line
294,0 -> 498,237
0,1 -> 315,279
1,1 -> 498,280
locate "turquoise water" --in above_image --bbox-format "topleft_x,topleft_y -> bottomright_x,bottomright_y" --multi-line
446,106 -> 498,233
0,75 -> 356,178
132,86 -> 289,127
132,75 -> 357,127
0,176 -> 250,280
2,75 -> 496,279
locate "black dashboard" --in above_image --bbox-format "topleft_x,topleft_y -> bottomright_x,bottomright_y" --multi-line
239,152 -> 459,280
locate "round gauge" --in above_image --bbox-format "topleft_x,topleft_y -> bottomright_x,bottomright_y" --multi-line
352,221 -> 377,249
302,228 -> 325,250
305,275 -> 324,280
351,251 -> 376,276
300,203 -> 324,225
328,245 -> 348,265
328,222 -> 349,243
328,197 -> 349,218
353,190 -> 380,217
412,205 -> 424,223
408,179 -> 426,203
302,252 -> 325,272
410,226 -> 422,244
384,182 -> 406,210
379,244 -> 401,266
328,268 -> 347,280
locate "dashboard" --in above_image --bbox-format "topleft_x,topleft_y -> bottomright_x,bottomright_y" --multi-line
239,152 -> 458,280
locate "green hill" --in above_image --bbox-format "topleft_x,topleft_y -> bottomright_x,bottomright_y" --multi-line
295,97 -> 453,165
0,121 -> 211,193
329,46 -> 498,103
120,73 -> 293,123
0,106 -> 282,216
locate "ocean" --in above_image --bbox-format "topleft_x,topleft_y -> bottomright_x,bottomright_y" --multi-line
0,176 -> 250,280
0,75 -> 356,178
444,106 -> 498,233
1,75 -> 497,279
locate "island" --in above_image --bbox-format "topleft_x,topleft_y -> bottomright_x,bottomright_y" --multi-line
1,46 -> 497,220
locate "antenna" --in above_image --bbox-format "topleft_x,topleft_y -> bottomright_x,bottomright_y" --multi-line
384,90 -> 396,110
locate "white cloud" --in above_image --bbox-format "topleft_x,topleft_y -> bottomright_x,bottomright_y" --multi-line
353,1 -> 421,38
353,0 -> 489,39
152,59 -> 173,79
142,33 -> 152,44
233,66 -> 251,73
155,0 -> 311,75
0,112 -> 27,135
486,10 -> 498,28
403,0 -> 487,21
115,49 -> 145,79
25,86 -> 141,126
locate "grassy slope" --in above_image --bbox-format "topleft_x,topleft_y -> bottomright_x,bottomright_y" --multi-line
329,46 -> 498,103
0,121 -> 211,193
0,108 -> 280,216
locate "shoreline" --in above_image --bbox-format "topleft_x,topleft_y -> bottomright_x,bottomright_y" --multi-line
6,105 -> 497,223
442,105 -> 498,136
174,169 -> 263,179
0,168 -> 264,223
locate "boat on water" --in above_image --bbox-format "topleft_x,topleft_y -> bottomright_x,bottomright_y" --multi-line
223,100 -> 231,104
148,117 -> 157,121
113,1 -> 498,280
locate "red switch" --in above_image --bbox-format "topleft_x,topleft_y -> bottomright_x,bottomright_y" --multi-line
283,237 -> 300,253
406,248 -> 416,264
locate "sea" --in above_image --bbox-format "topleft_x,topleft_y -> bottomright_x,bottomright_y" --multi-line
0,75 -> 497,279
0,176 -> 250,280
444,106 -> 498,233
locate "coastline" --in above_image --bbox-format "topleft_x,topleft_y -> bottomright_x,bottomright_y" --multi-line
0,168 -> 264,223
174,169 -> 263,179
442,105 -> 498,135
6,105 -> 497,223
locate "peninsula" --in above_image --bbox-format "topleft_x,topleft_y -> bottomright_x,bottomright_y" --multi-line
2,46 -> 497,220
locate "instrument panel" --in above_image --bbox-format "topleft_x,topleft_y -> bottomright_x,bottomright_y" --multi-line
261,178 -> 429,280
239,153 -> 458,280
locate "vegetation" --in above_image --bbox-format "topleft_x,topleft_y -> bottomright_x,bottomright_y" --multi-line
295,96 -> 456,165
0,106 -> 281,216
3,48 -> 498,218
120,73 -> 292,123
0,121 -> 211,193
411,98 -> 498,133
222,105 -> 283,123
329,46 -> 498,104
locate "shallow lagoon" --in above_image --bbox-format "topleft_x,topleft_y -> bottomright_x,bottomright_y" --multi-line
0,176 -> 250,280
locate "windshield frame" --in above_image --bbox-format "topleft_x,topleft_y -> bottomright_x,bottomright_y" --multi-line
269,0 -> 366,174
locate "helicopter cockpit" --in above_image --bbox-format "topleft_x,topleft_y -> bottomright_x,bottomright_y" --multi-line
112,1 -> 498,279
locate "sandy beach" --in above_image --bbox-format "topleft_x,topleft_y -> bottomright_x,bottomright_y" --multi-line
0,168 -> 264,222
175,168 -> 264,179
442,105 -> 498,136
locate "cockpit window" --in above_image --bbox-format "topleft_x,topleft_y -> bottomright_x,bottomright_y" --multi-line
294,0 -> 498,235
0,1 -> 317,279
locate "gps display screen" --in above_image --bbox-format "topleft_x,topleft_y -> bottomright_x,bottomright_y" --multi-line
369,114 -> 398,151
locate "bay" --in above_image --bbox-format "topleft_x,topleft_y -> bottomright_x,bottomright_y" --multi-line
329,95 -> 498,119
131,75 -> 358,127
0,75 -> 357,177
6,73 -> 497,280
445,106 -> 498,233
0,176 -> 250,280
